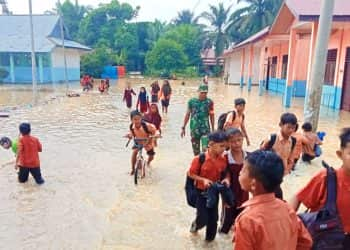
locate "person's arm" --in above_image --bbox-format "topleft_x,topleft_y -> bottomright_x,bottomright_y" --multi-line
241,119 -> 250,146
233,216 -> 255,249
181,110 -> 191,137
15,140 -> 23,169
209,101 -> 215,131
221,170 -> 231,187
295,212 -> 313,250
123,90 -> 126,101
136,95 -> 140,109
289,195 -> 302,211
223,112 -> 232,130
260,137 -> 270,150
37,139 -> 42,153
131,89 -> 136,95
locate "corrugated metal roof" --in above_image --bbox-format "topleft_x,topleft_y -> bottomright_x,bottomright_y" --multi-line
49,38 -> 91,51
286,0 -> 350,20
0,15 -> 91,52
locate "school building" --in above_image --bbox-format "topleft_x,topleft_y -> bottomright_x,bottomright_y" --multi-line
0,15 -> 91,83
223,0 -> 350,111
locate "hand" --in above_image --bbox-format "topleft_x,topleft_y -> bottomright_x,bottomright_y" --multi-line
180,127 -> 185,138
124,134 -> 132,139
246,138 -> 251,146
14,165 -> 19,170
221,178 -> 230,187
202,178 -> 213,188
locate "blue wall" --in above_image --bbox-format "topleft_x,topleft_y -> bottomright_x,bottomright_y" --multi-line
51,67 -> 80,82
321,85 -> 342,109
268,78 -> 286,94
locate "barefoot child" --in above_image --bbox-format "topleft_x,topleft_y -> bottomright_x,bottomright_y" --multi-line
136,87 -> 149,113
233,150 -> 312,249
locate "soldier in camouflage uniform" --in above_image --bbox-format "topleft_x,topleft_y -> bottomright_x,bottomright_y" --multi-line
181,84 -> 215,155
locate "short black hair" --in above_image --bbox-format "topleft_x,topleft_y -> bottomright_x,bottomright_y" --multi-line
208,131 -> 228,143
246,150 -> 284,192
0,137 -> 11,146
225,128 -> 243,138
235,98 -> 246,106
340,127 -> 350,148
130,110 -> 142,120
19,123 -> 31,135
302,122 -> 312,132
280,112 -> 297,126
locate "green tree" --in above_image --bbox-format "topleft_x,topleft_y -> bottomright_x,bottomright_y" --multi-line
228,0 -> 283,42
163,24 -> 202,66
172,10 -> 199,25
145,39 -> 188,74
200,3 -> 232,57
55,0 -> 91,40
80,46 -> 118,77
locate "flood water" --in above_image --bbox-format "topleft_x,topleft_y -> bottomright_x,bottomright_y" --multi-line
0,79 -> 349,250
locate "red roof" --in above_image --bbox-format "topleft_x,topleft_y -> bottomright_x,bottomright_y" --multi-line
286,0 -> 350,20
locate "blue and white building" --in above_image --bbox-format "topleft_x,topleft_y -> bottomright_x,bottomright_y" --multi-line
0,15 -> 91,83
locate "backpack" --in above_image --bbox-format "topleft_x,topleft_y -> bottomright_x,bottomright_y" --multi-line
217,110 -> 244,131
185,153 -> 206,208
263,133 -> 297,152
162,85 -> 172,97
129,121 -> 150,137
298,161 -> 345,249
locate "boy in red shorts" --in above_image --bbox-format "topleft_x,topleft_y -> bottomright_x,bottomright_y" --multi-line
15,123 -> 44,184
290,127 -> 350,248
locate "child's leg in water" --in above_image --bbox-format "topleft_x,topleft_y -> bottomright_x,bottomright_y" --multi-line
131,149 -> 138,175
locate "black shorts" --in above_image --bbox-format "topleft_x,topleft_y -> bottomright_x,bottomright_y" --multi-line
161,99 -> 169,107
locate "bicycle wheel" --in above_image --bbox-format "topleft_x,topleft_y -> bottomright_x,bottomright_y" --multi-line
134,160 -> 141,185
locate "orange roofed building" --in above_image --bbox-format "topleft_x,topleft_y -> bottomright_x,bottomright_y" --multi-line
223,0 -> 350,111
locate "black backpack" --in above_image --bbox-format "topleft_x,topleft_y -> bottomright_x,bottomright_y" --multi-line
217,111 -> 244,131
185,153 -> 206,208
263,133 -> 296,152
298,161 -> 345,249
129,121 -> 150,137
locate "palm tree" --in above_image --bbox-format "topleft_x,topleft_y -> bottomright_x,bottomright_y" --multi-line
173,10 -> 199,25
200,3 -> 233,57
227,0 -> 283,43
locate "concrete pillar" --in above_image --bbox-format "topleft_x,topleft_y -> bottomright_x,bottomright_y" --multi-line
247,45 -> 254,92
240,48 -> 245,88
258,45 -> 267,96
283,29 -> 297,107
38,54 -> 44,83
9,53 -> 15,83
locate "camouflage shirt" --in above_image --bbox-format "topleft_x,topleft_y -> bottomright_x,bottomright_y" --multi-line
188,97 -> 214,139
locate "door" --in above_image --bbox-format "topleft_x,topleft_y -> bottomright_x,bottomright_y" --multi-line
265,57 -> 271,90
341,48 -> 350,111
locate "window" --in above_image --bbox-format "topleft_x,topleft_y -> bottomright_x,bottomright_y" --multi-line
281,55 -> 288,79
324,49 -> 337,85
0,53 -> 10,66
13,53 -> 32,67
270,56 -> 278,78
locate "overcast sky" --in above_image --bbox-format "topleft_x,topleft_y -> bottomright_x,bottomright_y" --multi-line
6,0 -> 244,22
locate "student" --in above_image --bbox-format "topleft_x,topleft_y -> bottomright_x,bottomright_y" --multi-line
123,82 -> 136,109
233,150 -> 312,250
289,127 -> 350,248
150,81 -> 161,103
98,79 -> 106,93
223,98 -> 250,146
126,110 -> 159,175
143,103 -> 162,134
187,131 -> 230,242
0,136 -> 18,156
159,80 -> 172,113
136,87 -> 149,113
219,128 -> 249,234
300,122 -> 322,163
15,123 -> 44,184
260,113 -> 298,198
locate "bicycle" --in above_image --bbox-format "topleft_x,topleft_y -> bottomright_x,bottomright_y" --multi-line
126,135 -> 160,185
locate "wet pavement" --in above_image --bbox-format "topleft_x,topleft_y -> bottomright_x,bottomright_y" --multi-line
0,79 -> 349,250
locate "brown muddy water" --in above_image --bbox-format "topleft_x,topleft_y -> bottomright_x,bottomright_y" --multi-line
0,78 -> 349,250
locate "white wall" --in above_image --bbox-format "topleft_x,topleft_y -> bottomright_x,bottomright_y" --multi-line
225,52 -> 241,84
51,47 -> 81,68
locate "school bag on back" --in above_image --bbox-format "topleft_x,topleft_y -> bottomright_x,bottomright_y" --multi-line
298,161 -> 345,249
185,153 -> 206,208
262,133 -> 296,152
217,111 -> 245,131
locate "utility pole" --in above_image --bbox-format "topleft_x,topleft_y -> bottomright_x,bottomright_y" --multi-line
29,0 -> 37,101
304,0 -> 335,131
58,0 -> 69,93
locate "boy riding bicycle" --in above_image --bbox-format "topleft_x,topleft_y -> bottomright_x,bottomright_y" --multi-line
126,110 -> 160,175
